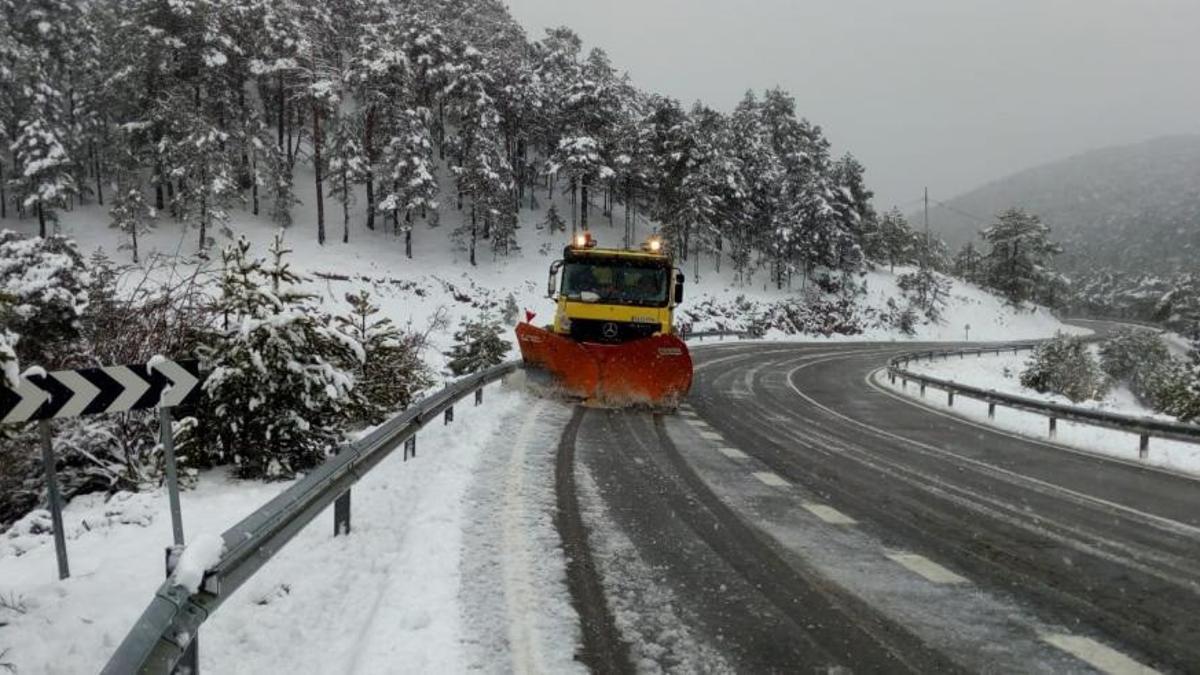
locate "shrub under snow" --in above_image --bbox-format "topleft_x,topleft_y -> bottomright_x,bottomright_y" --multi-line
1020,333 -> 1109,403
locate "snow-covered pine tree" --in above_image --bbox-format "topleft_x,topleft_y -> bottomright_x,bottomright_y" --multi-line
376,108 -> 439,257
953,242 -> 984,284
162,101 -> 235,256
108,148 -> 154,263
898,268 -> 951,323
444,314 -> 512,376
327,117 -> 369,244
11,116 -> 77,237
0,231 -> 90,369
727,90 -> 779,285
540,203 -> 566,235
981,208 -> 1063,306
448,52 -> 514,265
192,233 -> 360,478
501,293 -> 520,325
335,290 -> 432,425
877,208 -> 916,272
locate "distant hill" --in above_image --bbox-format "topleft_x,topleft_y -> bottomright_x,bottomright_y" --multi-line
920,135 -> 1200,274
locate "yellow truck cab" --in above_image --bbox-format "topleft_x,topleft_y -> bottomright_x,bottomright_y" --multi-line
546,233 -> 685,344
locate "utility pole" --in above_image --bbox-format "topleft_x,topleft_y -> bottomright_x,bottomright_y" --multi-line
923,186 -> 929,271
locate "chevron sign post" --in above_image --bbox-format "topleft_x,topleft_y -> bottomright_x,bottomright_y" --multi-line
1,359 -> 202,581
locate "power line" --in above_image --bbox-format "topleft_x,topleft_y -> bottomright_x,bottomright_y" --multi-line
930,198 -> 991,224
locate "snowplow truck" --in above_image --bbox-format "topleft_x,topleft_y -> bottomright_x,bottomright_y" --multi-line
516,232 -> 693,406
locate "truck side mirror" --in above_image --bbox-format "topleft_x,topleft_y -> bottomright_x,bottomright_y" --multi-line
548,260 -> 563,298
673,271 -> 685,304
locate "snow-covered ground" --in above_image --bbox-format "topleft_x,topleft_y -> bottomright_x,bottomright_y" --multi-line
878,351 -> 1200,476
0,385 -> 586,674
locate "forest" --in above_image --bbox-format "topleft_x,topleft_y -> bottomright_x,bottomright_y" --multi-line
1,0 -> 881,286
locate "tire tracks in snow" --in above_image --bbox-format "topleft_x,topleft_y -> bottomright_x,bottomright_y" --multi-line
553,407 -> 633,674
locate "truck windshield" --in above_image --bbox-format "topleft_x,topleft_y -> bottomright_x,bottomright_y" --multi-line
561,262 -> 669,306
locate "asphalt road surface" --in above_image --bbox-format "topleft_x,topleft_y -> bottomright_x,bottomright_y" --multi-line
558,336 -> 1200,674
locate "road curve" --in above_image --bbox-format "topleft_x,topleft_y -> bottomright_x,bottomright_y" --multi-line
563,339 -> 1200,673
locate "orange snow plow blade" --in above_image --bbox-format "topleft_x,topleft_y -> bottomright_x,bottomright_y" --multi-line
515,322 -> 693,405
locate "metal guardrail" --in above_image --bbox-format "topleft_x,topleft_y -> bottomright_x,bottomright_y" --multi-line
886,344 -> 1200,455
101,360 -> 519,674
682,329 -> 757,341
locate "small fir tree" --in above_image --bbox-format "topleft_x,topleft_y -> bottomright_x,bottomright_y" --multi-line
335,290 -> 433,424
541,203 -> 566,236
444,314 -> 512,376
190,233 -> 361,478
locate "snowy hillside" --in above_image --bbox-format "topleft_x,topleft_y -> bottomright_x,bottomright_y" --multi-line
921,134 -> 1200,275
1,183 -> 1075,370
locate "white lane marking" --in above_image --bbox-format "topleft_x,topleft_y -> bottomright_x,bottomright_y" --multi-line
685,417 -> 709,429
802,503 -> 857,525
718,447 -> 748,460
1041,634 -> 1160,675
752,471 -> 789,487
698,430 -> 723,441
886,552 -> 968,584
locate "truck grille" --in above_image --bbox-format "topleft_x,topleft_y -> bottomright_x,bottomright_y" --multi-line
569,319 -> 660,344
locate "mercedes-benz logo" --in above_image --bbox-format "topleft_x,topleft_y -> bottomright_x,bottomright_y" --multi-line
602,322 -> 619,339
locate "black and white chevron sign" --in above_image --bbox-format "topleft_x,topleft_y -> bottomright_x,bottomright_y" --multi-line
0,360 -> 201,424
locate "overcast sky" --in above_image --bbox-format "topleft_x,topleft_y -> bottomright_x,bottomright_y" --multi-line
505,0 -> 1200,210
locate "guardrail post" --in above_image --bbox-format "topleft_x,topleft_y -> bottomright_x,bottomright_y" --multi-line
444,406 -> 454,425
1049,417 -> 1057,438
988,402 -> 996,419
1139,434 -> 1150,459
404,435 -> 416,461
947,391 -> 955,407
164,546 -> 199,673
334,491 -> 351,536
38,421 -> 70,580
475,387 -> 483,406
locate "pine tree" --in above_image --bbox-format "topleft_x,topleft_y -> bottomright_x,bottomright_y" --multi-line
981,208 -> 1063,306
12,117 -> 76,237
540,203 -> 566,235
953,242 -> 984,284
191,233 -> 360,478
335,290 -> 433,424
108,149 -> 153,263
0,231 -> 90,369
327,117 -> 369,244
877,208 -> 915,272
444,314 -> 512,376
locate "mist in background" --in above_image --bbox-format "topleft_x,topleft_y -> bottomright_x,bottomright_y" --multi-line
506,0 -> 1200,209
